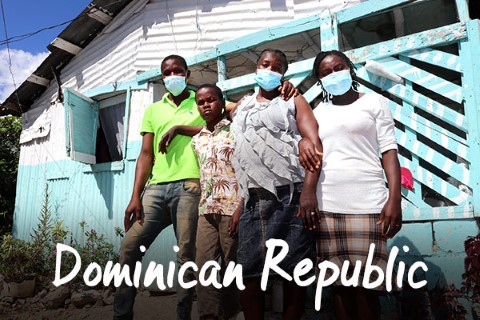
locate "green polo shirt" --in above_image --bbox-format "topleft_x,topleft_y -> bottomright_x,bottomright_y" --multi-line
140,90 -> 205,184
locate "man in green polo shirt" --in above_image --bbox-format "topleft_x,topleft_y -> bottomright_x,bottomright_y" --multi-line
114,55 -> 205,320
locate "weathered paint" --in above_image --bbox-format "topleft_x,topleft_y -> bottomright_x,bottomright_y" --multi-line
459,20 -> 480,217
433,220 -> 479,254
12,0 -> 480,297
346,23 -> 467,63
400,48 -> 462,73
389,224 -> 434,256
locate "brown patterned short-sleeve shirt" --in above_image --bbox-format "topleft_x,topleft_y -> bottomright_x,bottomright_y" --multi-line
191,119 -> 242,216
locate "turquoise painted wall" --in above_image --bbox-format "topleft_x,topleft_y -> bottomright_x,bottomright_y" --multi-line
13,141 -> 177,287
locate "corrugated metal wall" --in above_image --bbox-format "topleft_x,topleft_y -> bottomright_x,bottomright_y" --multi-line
15,0 -> 366,284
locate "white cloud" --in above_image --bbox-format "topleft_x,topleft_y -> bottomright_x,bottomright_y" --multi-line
0,49 -> 48,103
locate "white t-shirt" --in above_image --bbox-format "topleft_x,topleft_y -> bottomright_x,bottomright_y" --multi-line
313,93 -> 398,214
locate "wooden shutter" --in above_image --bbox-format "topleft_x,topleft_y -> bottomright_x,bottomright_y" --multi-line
64,88 -> 98,164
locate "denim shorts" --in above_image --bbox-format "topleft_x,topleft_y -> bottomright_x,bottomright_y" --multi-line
237,183 -> 315,278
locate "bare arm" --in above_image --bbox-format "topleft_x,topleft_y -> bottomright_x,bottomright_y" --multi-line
294,95 -> 323,230
226,101 -> 240,120
228,198 -> 244,237
378,149 -> 402,238
159,125 -> 203,154
124,133 -> 154,232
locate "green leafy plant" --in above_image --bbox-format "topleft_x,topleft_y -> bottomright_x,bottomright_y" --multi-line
0,116 -> 21,236
0,234 -> 37,282
31,184 -> 53,273
8,184 -> 121,287
78,221 -> 119,272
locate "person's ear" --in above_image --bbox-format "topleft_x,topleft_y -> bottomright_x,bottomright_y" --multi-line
186,70 -> 191,80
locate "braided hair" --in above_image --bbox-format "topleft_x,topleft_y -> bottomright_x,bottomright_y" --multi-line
312,50 -> 358,102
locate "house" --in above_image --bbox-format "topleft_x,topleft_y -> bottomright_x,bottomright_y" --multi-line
2,0 -> 480,312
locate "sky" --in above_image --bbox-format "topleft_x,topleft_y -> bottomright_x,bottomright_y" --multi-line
0,0 -> 91,103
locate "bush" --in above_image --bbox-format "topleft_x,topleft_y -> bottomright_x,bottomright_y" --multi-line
462,231 -> 480,301
0,234 -> 37,282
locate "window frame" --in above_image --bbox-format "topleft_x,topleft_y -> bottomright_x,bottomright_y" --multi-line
64,80 -> 147,172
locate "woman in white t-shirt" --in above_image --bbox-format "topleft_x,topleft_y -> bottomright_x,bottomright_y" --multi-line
303,50 -> 402,320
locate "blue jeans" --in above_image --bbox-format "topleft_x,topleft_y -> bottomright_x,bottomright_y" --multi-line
237,183 -> 315,278
113,179 -> 200,320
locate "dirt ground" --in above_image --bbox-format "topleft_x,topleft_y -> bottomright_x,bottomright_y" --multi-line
0,290 -> 316,320
0,291 -> 188,320
0,285 -> 404,320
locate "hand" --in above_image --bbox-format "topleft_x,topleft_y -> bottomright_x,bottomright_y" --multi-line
297,190 -> 321,231
299,138 -> 322,172
377,198 -> 402,238
159,126 -> 178,154
124,198 -> 143,232
279,80 -> 299,101
228,206 -> 241,237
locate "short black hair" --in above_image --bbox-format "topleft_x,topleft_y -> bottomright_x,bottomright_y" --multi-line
196,83 -> 225,102
161,54 -> 188,71
257,48 -> 289,73
312,50 -> 356,80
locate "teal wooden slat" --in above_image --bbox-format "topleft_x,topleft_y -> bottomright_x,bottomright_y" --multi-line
361,82 -> 470,159
389,82 -> 466,131
346,23 -> 467,64
399,173 -> 425,208
187,49 -> 220,67
459,20 -> 480,217
356,74 -> 470,161
399,48 -> 462,73
218,73 -> 255,93
123,87 -> 131,160
335,0 -> 414,24
217,56 -> 227,83
283,58 -> 315,78
84,80 -> 148,97
64,88 -> 98,164
399,157 -> 471,205
320,11 -> 339,51
392,106 -> 469,160
357,67 -> 468,133
303,83 -> 324,103
286,73 -> 310,87
64,90 -> 72,155
219,14 -> 322,56
136,67 -> 162,83
188,14 -> 322,67
455,0 -> 470,23
394,127 -> 470,186
378,57 -> 463,104
219,58 -> 314,93
397,56 -> 426,207
402,201 -> 473,221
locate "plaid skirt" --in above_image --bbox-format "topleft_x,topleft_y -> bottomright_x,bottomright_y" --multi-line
316,212 -> 391,291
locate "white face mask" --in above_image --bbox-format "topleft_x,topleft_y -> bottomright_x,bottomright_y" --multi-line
255,69 -> 283,91
164,75 -> 187,96
321,70 -> 353,96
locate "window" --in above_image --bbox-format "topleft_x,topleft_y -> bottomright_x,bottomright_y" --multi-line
64,88 -> 128,165
97,95 -> 126,163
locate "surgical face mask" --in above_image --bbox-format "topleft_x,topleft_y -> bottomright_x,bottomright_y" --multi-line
255,69 -> 283,91
321,70 -> 353,96
164,75 -> 187,96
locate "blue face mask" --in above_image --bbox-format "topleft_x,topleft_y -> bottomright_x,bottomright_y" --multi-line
321,70 -> 353,96
164,75 -> 187,96
255,69 -> 283,91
